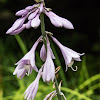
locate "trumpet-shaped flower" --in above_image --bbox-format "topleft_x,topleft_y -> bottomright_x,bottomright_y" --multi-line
40,44 -> 55,62
24,67 -> 42,100
50,35 -> 84,71
13,36 -> 42,78
42,39 -> 55,82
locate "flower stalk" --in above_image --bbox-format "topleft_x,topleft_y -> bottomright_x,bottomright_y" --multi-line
40,13 -> 47,51
40,12 -> 62,100
54,77 -> 62,100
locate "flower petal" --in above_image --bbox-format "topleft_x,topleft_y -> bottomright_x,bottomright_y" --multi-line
42,40 -> 55,82
25,20 -> 31,29
31,14 -> 40,28
15,9 -> 28,16
28,9 -> 39,20
7,24 -> 26,35
45,11 -> 63,27
12,16 -> 27,31
40,44 -> 55,62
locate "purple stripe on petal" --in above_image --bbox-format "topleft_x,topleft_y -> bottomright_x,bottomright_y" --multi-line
6,27 -> 13,34
28,9 -> 39,20
9,24 -> 26,35
12,16 -> 27,31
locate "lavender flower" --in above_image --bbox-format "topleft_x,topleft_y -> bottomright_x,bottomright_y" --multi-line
6,3 -> 43,35
6,2 -> 74,35
50,35 -> 84,71
42,39 -> 55,82
44,10 -> 74,29
13,36 -> 42,78
40,44 -> 55,62
24,67 -> 42,100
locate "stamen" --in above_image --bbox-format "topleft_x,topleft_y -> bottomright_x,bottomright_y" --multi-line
45,8 -> 52,12
24,64 -> 31,76
25,68 -> 30,76
68,60 -> 74,67
45,31 -> 53,35
55,66 -> 61,74
71,66 -> 78,71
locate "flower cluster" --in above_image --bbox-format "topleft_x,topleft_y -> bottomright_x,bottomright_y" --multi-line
12,33 -> 83,100
6,0 -> 84,100
6,2 -> 74,35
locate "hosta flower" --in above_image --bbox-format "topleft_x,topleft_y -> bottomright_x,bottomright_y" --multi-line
44,10 -> 74,29
6,3 -> 43,35
6,2 -> 74,35
42,39 -> 55,82
24,67 -> 42,100
40,44 -> 55,62
13,36 -> 42,78
50,35 -> 84,71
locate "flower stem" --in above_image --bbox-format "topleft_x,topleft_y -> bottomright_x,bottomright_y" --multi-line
40,13 -> 62,100
54,77 -> 62,100
40,13 -> 47,50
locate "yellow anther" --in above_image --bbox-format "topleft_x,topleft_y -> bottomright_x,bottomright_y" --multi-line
24,64 -> 31,69
55,66 -> 61,74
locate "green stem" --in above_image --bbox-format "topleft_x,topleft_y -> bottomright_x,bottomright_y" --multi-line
40,13 -> 62,100
55,77 -> 62,100
40,13 -> 46,37
40,13 -> 47,50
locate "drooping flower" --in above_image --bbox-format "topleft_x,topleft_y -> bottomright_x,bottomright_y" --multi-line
24,67 -> 42,100
44,10 -> 74,29
13,36 -> 42,78
40,44 -> 55,62
42,39 -> 55,82
50,35 -> 84,71
6,2 -> 74,35
6,3 -> 43,35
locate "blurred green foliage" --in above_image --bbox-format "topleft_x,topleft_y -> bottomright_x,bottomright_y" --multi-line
0,34 -> 100,100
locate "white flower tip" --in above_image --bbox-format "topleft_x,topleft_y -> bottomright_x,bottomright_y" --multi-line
6,27 -> 13,34
13,71 -> 16,75
70,24 -> 74,29
65,22 -> 74,29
